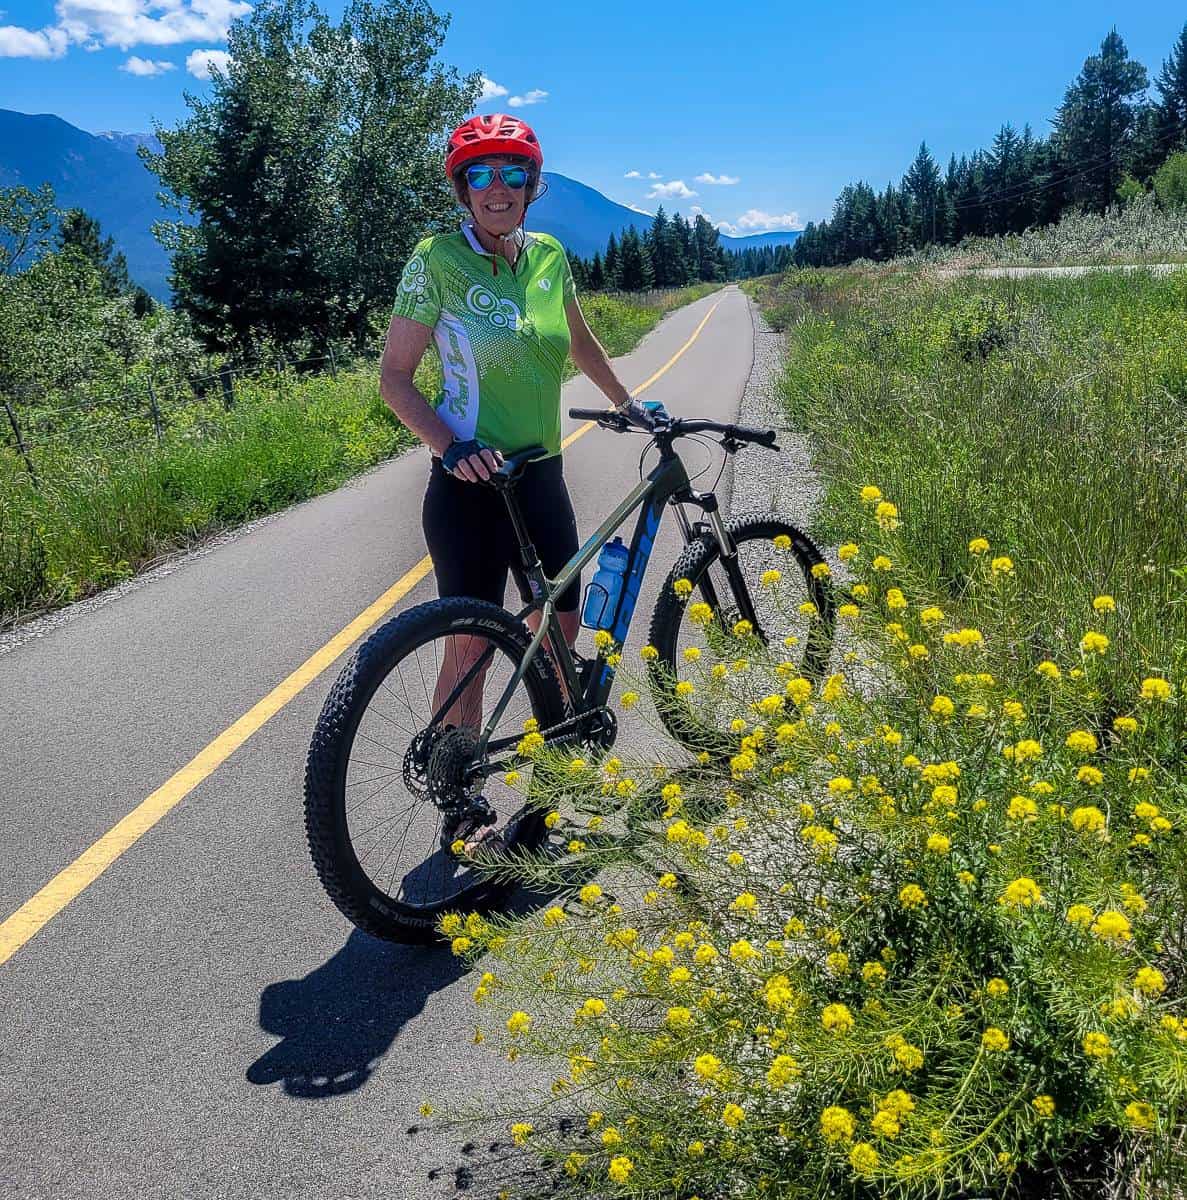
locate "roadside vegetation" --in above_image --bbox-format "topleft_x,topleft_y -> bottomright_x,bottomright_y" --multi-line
425,262 -> 1186,1197
914,191 -> 1187,268
0,282 -> 718,628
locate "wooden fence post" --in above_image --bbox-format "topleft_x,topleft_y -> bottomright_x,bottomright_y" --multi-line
2,395 -> 39,487
146,378 -> 163,444
219,364 -> 235,411
327,345 -> 338,378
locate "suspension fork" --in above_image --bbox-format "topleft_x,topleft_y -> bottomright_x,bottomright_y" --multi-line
674,490 -> 759,630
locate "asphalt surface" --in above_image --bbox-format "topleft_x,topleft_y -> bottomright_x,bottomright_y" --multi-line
0,284 -> 758,1199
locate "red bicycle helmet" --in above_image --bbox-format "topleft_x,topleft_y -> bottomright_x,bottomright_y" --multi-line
445,113 -> 543,179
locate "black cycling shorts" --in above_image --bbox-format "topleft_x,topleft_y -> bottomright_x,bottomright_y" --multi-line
422,454 -> 581,612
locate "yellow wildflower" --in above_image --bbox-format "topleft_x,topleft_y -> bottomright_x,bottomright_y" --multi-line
1091,910 -> 1132,943
1079,631 -> 1109,655
607,1156 -> 633,1184
820,1105 -> 856,1142
1140,677 -> 1172,702
999,877 -> 1043,909
506,1011 -> 532,1035
1134,967 -> 1166,996
1083,1031 -> 1112,1058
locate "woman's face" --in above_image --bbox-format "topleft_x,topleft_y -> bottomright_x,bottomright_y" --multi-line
459,154 -> 529,237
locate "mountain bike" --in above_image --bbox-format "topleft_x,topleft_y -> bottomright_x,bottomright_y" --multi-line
305,406 -> 836,942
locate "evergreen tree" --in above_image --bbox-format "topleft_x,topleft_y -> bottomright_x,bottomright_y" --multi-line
1155,22 -> 1187,152
691,214 -> 723,281
1053,29 -> 1149,212
588,250 -> 605,291
671,213 -> 696,282
617,226 -> 654,290
645,206 -> 672,287
603,232 -> 621,289
904,142 -> 942,245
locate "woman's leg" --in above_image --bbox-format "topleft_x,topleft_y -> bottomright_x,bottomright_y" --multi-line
422,461 -> 508,729
514,456 -> 583,697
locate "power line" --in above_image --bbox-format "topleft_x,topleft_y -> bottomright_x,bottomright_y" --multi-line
952,123 -> 1184,212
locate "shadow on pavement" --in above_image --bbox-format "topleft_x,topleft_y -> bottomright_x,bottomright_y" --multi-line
246,930 -> 467,1099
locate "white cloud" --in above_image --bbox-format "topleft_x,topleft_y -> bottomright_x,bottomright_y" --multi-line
120,54 -> 174,75
0,23 -> 68,57
647,171 -> 661,179
646,179 -> 697,200
695,172 -> 739,185
716,221 -> 738,235
186,46 -> 230,79
626,203 -> 654,217
734,208 -> 802,231
61,0 -> 251,50
623,169 -> 642,179
478,75 -> 507,102
1,1 -> 249,60
507,88 -> 547,107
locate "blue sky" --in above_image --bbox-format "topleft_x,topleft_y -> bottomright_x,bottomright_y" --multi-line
2,1 -> 1185,231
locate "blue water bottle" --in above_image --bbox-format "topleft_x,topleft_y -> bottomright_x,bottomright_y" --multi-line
582,537 -> 629,630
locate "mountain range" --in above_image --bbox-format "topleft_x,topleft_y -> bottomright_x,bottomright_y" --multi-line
0,108 -> 800,302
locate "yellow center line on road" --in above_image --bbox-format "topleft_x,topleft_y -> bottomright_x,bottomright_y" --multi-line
0,291 -> 727,967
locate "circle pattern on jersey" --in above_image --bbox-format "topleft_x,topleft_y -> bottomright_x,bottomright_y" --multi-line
465,284 -> 522,330
399,255 -> 428,303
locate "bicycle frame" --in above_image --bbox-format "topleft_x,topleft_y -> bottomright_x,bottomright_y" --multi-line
468,442 -> 750,760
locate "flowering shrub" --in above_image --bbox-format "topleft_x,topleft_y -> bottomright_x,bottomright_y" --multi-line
913,193 -> 1187,268
439,495 -> 1186,1198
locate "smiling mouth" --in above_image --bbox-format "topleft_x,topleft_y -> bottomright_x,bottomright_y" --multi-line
484,202 -> 512,213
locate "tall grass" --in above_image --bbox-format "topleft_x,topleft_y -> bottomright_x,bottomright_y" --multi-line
746,267 -> 1187,703
912,194 -> 1187,268
0,283 -> 721,627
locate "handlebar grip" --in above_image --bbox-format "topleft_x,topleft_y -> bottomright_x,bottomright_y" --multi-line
730,424 -> 778,448
568,407 -> 613,420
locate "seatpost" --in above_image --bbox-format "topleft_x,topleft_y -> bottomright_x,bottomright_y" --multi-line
499,490 -> 541,572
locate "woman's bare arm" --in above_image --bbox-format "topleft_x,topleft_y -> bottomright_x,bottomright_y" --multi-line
565,298 -> 632,410
380,314 -> 501,483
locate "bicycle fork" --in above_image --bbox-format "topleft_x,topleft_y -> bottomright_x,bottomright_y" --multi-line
671,491 -> 760,632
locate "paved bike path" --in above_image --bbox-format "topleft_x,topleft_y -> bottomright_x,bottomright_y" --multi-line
0,285 -> 756,1198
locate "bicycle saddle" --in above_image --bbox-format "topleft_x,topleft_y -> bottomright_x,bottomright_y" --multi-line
490,445 -> 549,487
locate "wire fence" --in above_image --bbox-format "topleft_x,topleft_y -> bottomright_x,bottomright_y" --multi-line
1,345 -> 385,488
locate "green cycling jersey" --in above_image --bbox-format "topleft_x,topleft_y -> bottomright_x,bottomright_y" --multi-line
392,222 -> 576,457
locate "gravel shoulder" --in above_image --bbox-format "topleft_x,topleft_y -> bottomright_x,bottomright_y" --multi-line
725,295 -> 824,534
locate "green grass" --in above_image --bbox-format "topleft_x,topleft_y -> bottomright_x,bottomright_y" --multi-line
0,283 -> 721,627
745,266 -> 1187,701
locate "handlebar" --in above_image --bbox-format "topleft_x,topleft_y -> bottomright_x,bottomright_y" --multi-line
567,407 -> 779,451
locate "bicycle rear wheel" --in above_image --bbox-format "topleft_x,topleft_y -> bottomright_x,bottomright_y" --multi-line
647,513 -> 835,755
304,597 -> 566,943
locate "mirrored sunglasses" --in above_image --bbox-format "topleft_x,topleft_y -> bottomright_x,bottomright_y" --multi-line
464,163 -> 529,191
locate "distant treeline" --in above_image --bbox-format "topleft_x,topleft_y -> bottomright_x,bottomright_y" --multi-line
564,208 -> 799,292
793,24 -> 1187,267
566,210 -> 730,291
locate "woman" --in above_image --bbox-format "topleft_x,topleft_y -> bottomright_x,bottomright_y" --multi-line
380,113 -> 647,848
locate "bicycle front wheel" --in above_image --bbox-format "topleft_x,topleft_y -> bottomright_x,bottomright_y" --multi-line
304,596 -> 566,943
647,514 -> 835,755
